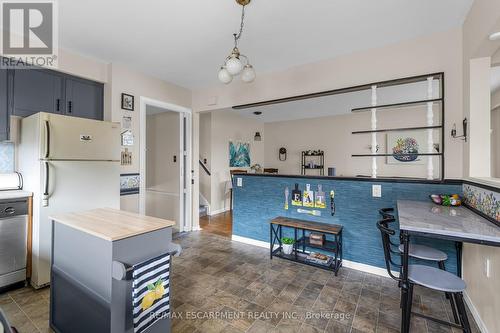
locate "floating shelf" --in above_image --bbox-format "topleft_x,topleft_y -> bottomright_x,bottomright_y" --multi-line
352,125 -> 442,134
351,153 -> 442,157
351,98 -> 442,113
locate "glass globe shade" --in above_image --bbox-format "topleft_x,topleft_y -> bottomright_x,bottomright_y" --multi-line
241,64 -> 256,83
218,67 -> 233,84
226,56 -> 243,75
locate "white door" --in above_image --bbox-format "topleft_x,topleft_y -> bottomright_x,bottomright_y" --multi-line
140,101 -> 192,232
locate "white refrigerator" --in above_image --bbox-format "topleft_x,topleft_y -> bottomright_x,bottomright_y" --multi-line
18,112 -> 121,288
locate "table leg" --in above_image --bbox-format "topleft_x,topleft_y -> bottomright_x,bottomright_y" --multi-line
400,231 -> 411,333
302,229 -> 305,252
294,228 -> 298,260
456,241 -> 463,278
270,225 -> 273,259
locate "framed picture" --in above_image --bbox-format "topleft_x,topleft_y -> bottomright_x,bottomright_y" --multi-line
121,93 -> 134,111
229,142 -> 250,167
386,130 -> 426,165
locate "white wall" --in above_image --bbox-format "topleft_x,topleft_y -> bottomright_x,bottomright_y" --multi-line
264,106 -> 441,179
107,63 -> 191,174
193,28 -> 464,179
492,106 -> 500,178
209,110 -> 264,213
461,1 -> 500,332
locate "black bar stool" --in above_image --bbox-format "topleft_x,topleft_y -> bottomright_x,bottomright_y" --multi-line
376,219 -> 472,333
378,208 -> 459,323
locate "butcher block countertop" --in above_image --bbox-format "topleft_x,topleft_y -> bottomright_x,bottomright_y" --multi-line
50,208 -> 175,241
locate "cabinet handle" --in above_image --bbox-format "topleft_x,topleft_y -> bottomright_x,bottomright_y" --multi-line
56,99 -> 60,112
68,101 -> 72,113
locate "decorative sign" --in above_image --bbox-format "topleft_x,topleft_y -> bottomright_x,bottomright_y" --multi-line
121,130 -> 134,146
122,116 -> 132,129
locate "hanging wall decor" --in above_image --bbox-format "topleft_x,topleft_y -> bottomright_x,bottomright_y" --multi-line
229,141 -> 250,167
386,130 -> 426,165
121,93 -> 135,111
121,130 -> 134,146
291,184 -> 302,206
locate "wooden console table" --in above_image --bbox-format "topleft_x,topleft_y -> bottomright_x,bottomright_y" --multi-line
269,216 -> 343,275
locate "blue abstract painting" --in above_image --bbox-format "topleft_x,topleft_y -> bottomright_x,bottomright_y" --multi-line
229,142 -> 250,167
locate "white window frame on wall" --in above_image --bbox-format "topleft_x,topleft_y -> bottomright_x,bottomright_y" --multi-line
139,96 -> 193,232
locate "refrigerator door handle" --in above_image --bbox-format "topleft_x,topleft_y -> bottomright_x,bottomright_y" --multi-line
44,120 -> 51,159
43,161 -> 50,207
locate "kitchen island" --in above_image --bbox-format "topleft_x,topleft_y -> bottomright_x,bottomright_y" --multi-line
49,208 -> 176,333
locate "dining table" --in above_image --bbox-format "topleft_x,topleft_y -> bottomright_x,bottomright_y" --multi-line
397,200 -> 500,333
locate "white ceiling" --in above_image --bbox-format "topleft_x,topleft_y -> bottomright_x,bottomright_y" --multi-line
235,80 -> 441,122
58,0 -> 473,89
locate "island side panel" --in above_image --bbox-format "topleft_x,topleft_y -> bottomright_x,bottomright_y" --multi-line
51,221 -> 113,333
111,227 -> 173,333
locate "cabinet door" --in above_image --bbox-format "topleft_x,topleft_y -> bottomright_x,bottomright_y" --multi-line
65,77 -> 103,120
0,69 -> 8,141
12,69 -> 63,117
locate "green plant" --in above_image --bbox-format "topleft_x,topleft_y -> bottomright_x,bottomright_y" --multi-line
281,237 -> 295,245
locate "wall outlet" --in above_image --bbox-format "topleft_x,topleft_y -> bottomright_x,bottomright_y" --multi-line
237,178 -> 243,187
372,185 -> 382,197
485,258 -> 491,278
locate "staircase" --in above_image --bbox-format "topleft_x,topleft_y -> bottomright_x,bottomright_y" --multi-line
199,205 -> 208,217
199,158 -> 211,218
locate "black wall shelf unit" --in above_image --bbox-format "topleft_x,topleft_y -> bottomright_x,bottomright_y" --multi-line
352,153 -> 442,157
351,98 -> 443,113
349,72 -> 445,181
301,151 -> 324,176
352,125 -> 442,135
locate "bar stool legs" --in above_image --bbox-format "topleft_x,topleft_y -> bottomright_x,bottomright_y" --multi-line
402,285 -> 472,333
437,261 -> 460,324
454,293 -> 472,333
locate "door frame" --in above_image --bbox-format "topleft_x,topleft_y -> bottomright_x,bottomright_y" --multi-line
139,96 -> 193,232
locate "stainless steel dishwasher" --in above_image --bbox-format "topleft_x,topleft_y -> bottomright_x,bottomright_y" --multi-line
0,198 -> 28,289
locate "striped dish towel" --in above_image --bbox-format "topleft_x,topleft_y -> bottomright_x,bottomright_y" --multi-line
132,253 -> 170,333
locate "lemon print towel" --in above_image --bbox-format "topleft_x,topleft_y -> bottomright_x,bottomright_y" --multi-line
132,253 -> 170,333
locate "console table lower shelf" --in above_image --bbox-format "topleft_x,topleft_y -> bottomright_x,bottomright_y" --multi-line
269,216 -> 343,276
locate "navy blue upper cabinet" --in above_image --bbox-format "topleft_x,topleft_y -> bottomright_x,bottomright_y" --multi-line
64,77 -> 103,120
11,69 -> 64,117
0,69 -> 8,141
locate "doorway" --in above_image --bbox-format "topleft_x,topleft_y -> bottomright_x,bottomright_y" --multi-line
139,97 -> 192,232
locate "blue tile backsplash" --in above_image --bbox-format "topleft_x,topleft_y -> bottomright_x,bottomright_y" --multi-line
233,176 -> 462,274
0,143 -> 14,173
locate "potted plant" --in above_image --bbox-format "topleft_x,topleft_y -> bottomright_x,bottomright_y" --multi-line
281,237 -> 295,255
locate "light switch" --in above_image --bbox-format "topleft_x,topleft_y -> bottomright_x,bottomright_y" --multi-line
237,178 -> 243,187
372,185 -> 382,197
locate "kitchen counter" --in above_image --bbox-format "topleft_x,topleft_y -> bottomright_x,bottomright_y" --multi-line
397,200 -> 500,244
0,190 -> 32,200
232,173 -> 464,274
50,208 -> 175,241
50,209 -> 175,333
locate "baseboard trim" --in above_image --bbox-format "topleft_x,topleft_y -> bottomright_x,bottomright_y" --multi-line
231,235 -> 397,278
209,208 -> 230,216
464,291 -> 488,333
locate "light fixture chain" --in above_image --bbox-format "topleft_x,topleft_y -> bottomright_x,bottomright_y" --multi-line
234,5 -> 246,47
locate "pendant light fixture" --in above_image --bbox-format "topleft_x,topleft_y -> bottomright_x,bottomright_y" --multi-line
218,0 -> 256,84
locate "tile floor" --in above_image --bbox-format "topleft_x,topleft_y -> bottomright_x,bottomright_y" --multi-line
0,231 -> 480,333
